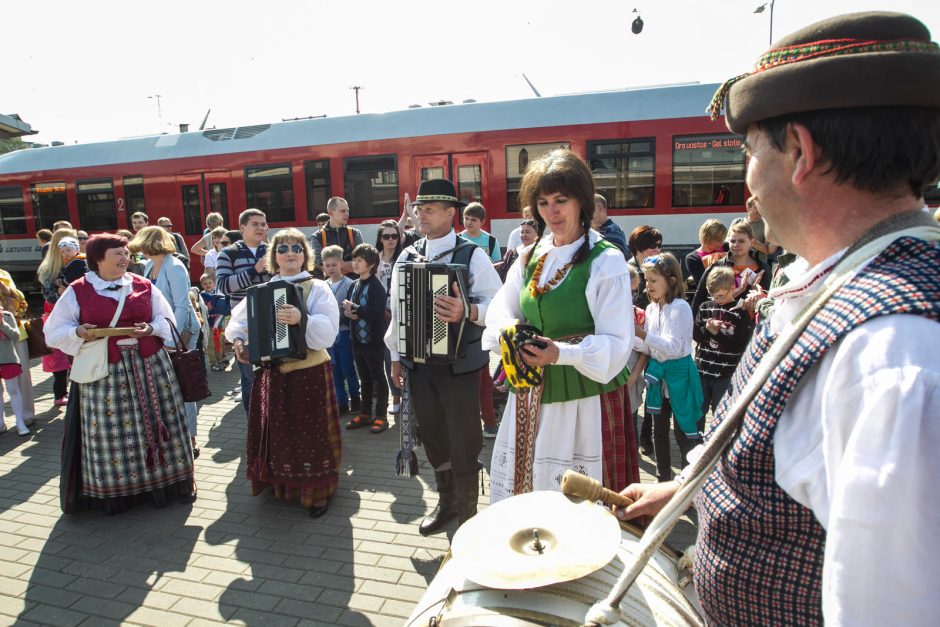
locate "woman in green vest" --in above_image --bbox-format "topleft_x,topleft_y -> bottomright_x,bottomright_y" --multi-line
483,149 -> 639,503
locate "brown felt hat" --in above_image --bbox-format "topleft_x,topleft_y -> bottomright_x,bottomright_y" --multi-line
709,12 -> 940,134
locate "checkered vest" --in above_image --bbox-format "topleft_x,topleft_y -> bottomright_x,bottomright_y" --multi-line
693,236 -> 940,625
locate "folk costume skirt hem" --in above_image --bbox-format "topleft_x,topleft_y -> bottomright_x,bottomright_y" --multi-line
247,362 -> 341,507
60,348 -> 196,515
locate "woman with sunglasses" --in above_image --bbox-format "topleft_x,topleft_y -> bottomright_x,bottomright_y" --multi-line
374,220 -> 403,412
225,228 -> 341,518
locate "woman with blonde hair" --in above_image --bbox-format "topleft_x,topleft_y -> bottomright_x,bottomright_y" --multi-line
36,228 -> 77,405
130,226 -> 202,453
226,228 -> 342,518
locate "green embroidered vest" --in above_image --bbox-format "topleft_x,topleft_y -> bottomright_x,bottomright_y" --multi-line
519,239 -> 630,404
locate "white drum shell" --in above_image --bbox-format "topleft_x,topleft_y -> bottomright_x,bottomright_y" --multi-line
406,524 -> 703,627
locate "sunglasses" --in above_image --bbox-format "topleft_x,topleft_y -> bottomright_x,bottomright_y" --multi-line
276,243 -> 304,255
77,236 -> 89,241
220,240 -> 231,245
381,233 -> 399,240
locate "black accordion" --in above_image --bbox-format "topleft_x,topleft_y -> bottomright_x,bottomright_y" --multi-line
396,262 -> 471,365
246,279 -> 308,366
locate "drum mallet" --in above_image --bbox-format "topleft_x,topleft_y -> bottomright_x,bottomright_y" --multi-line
561,471 -> 633,508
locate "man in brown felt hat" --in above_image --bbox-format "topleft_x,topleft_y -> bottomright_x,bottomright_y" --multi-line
616,11 -> 940,625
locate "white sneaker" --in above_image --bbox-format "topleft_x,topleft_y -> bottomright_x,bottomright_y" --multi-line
233,392 -> 242,403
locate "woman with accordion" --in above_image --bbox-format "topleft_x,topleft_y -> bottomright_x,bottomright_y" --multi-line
225,228 -> 341,518
482,149 -> 639,503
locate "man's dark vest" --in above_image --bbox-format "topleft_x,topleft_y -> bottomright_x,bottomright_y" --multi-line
693,236 -> 940,625
398,235 -> 488,375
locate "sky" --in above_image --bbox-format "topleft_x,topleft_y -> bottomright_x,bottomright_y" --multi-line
5,0 -> 940,146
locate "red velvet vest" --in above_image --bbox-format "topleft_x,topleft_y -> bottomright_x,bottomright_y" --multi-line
73,275 -> 163,363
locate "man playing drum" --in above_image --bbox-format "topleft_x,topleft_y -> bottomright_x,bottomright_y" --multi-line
617,12 -> 940,625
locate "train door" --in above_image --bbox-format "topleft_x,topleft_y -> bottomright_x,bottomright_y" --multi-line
203,173 -> 231,228
413,152 -> 488,228
178,175 -> 204,240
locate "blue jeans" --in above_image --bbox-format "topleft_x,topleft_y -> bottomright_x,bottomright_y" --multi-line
237,360 -> 255,413
328,329 -> 359,405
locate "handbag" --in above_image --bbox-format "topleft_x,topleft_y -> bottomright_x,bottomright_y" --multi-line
70,286 -> 128,384
25,316 -> 52,359
166,319 -> 210,402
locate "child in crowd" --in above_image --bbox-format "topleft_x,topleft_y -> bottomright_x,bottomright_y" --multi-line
199,274 -> 232,371
0,281 -> 34,436
626,265 -> 649,450
684,219 -> 728,288
322,245 -> 361,415
634,253 -> 703,482
461,202 -> 501,263
342,244 -> 389,433
691,221 -> 771,317
693,267 -> 754,418
203,226 -> 228,279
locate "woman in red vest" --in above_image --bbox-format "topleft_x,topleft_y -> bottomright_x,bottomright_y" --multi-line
45,234 -> 196,514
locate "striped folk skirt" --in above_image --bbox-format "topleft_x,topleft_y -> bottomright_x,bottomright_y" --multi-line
61,347 -> 196,514
247,362 -> 342,507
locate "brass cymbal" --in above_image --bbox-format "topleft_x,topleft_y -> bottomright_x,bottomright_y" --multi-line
450,490 -> 621,589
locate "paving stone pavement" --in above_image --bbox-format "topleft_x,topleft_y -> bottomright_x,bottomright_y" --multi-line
0,358 -> 696,626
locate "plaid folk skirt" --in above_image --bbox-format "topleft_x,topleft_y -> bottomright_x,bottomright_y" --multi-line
247,362 -> 342,507
62,346 -> 195,512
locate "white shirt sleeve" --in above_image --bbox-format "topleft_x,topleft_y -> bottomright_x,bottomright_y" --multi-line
303,280 -> 340,351
467,246 -> 503,325
383,258 -> 404,361
482,244 -> 531,352
774,314 -> 940,625
148,286 -> 176,345
225,297 -> 249,344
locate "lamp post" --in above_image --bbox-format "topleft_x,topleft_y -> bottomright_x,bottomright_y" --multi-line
754,0 -> 775,46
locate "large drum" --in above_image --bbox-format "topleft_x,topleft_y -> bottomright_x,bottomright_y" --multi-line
406,491 -> 702,626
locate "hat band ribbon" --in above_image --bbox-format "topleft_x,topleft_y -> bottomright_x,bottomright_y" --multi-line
707,37 -> 940,120
415,194 -> 459,203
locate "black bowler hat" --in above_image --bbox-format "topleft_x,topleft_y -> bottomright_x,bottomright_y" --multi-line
411,178 -> 467,208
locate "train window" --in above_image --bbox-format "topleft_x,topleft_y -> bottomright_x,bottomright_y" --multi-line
30,182 -> 69,231
343,155 -> 399,218
925,182 -> 940,206
672,134 -> 745,207
245,163 -> 295,223
588,139 -> 655,209
77,179 -> 117,231
0,186 -> 27,235
457,165 -> 482,205
304,160 -> 331,221
124,176 -> 146,213
181,185 -> 202,235
505,142 -> 570,212
208,183 -> 228,218
421,167 -> 445,181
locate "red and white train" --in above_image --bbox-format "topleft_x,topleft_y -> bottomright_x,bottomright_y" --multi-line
1,82 -> 754,284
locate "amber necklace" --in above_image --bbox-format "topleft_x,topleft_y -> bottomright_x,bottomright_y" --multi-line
528,253 -> 574,298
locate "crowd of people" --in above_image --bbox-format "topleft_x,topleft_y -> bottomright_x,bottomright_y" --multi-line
1,10 -> 938,624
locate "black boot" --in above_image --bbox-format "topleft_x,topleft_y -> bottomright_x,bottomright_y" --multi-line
455,472 -> 479,526
419,470 -> 457,536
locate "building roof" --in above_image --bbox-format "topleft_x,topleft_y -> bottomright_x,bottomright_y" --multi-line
0,113 -> 36,139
